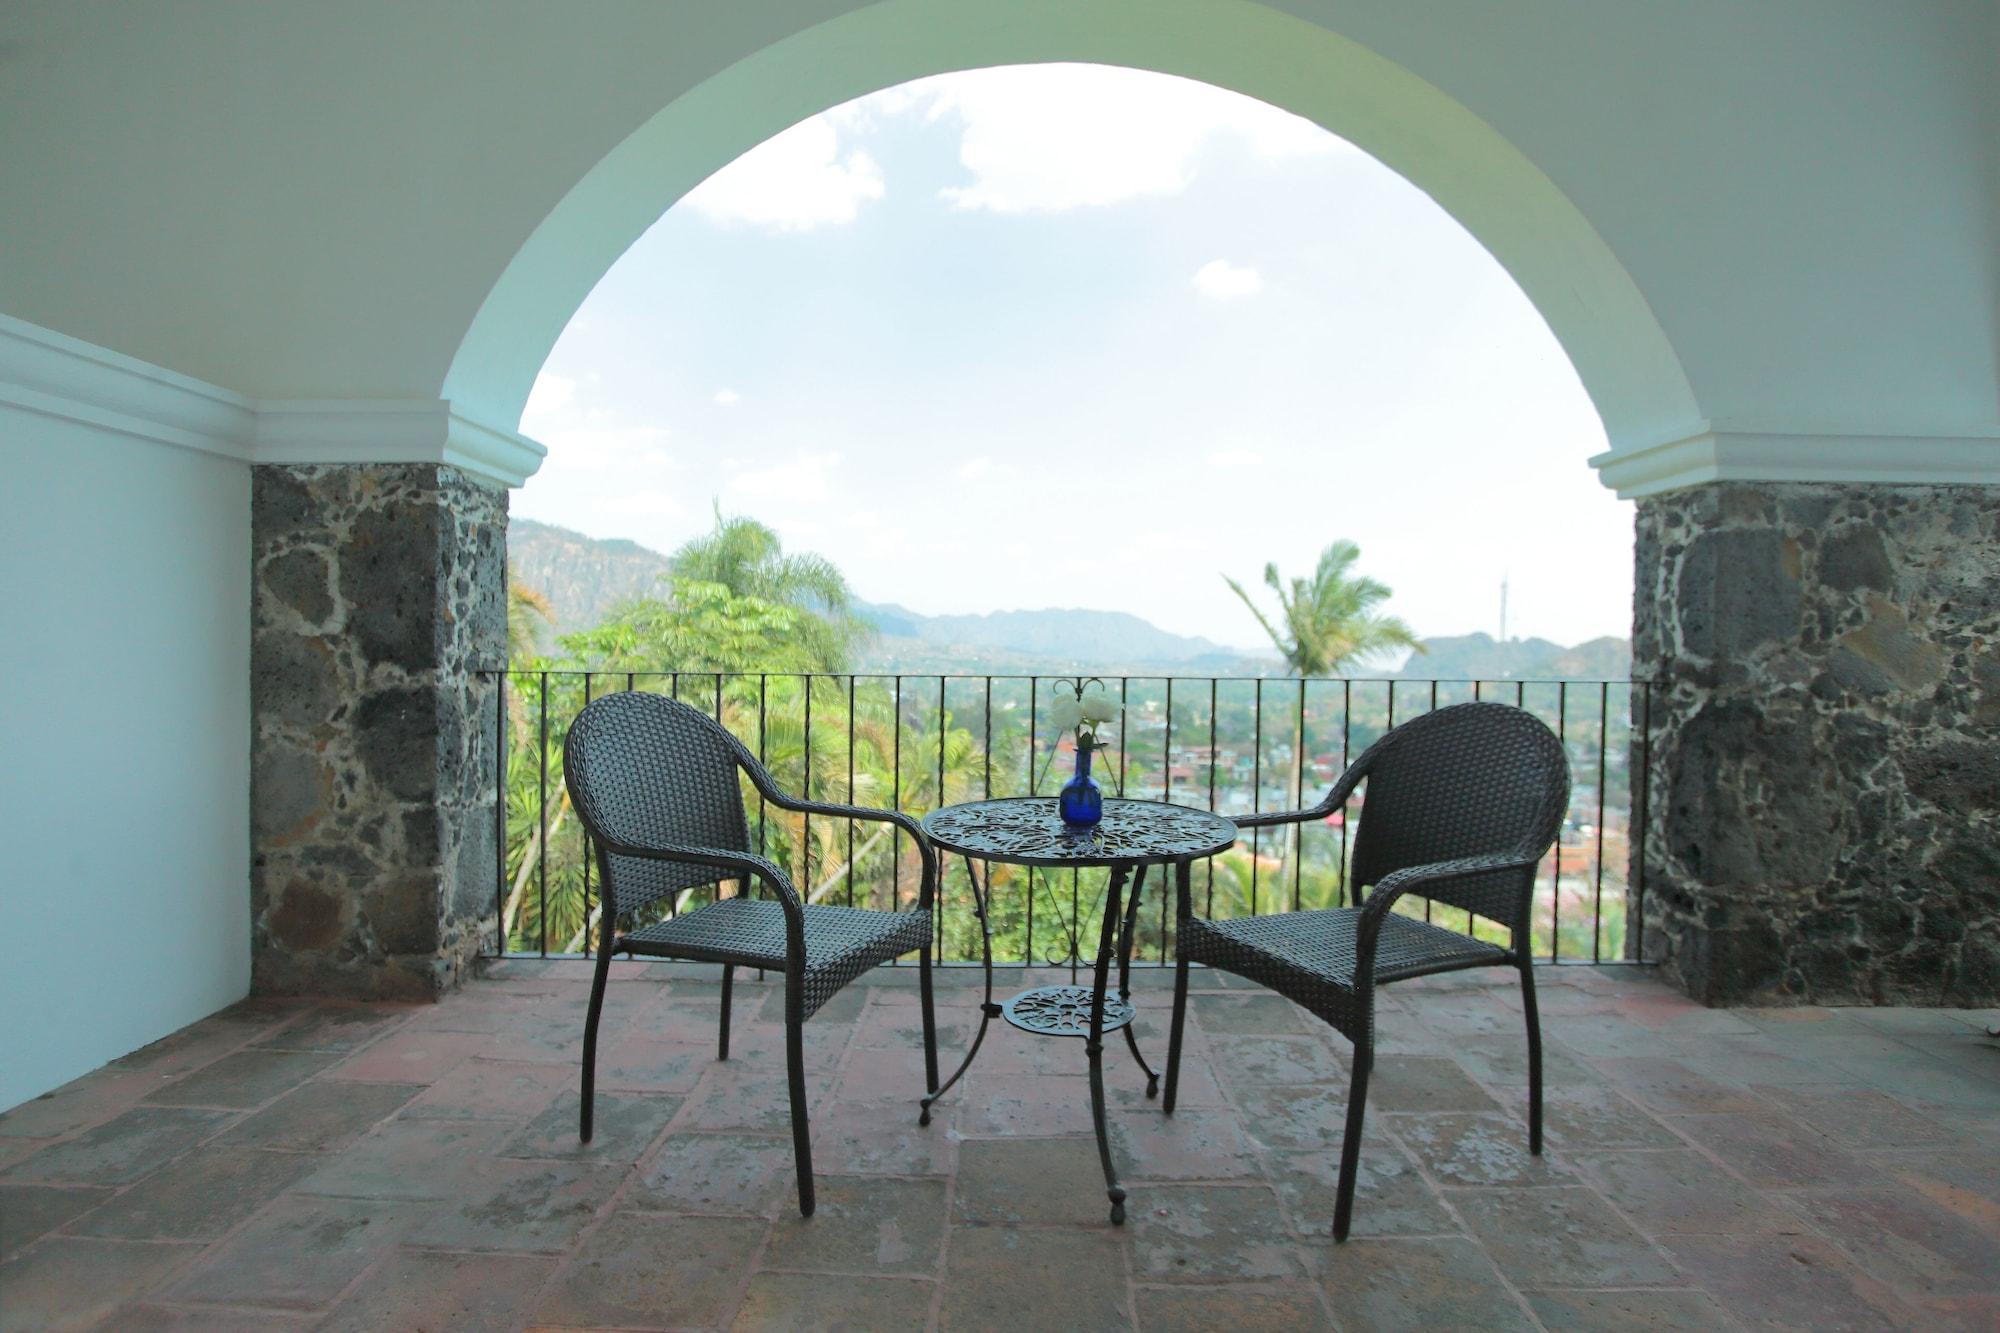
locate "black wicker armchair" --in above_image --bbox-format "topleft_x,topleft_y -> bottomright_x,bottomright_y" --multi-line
562,690 -> 940,1217
1163,701 -> 1570,1241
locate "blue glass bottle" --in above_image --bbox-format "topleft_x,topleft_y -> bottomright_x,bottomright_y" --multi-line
1059,741 -> 1103,827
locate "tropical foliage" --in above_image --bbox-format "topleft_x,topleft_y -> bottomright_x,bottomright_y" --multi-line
498,520 -> 1635,967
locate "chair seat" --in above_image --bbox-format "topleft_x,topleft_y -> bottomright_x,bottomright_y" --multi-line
623,898 -> 932,1019
1183,906 -> 1508,993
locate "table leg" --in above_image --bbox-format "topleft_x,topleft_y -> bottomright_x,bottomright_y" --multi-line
920,856 -> 1000,1125
1087,865 -> 1129,1225
1117,864 -> 1159,1097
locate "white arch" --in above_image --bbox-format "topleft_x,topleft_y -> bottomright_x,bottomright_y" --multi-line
444,0 -> 1699,459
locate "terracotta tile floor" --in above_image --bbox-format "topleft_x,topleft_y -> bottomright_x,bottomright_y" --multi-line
3,962 -> 1998,1331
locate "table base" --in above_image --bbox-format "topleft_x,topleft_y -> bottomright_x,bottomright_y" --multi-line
1002,985 -> 1136,1036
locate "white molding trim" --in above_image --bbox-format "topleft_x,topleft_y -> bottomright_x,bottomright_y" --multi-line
0,312 -> 255,459
1591,427 -> 2000,499
0,314 -> 547,485
254,401 -> 547,487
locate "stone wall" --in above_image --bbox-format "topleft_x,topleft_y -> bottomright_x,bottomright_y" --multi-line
1633,481 -> 2000,1005
251,464 -> 505,1000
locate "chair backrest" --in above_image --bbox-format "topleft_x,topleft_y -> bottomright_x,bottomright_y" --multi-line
563,690 -> 755,916
1348,701 -> 1570,930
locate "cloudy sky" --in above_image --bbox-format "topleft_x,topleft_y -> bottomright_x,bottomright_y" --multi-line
517,65 -> 1632,652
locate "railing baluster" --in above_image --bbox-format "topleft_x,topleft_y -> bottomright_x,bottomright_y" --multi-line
1594,680 -> 1609,963
493,670 -> 507,954
537,671 -> 548,958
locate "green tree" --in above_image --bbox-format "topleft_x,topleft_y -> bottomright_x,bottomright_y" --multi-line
507,570 -> 554,662
1224,540 -> 1421,894
670,505 -> 868,670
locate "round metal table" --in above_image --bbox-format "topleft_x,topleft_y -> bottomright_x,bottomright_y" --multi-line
919,797 -> 1236,1224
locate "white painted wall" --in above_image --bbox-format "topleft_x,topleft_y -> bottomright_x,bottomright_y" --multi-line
0,322 -> 252,1110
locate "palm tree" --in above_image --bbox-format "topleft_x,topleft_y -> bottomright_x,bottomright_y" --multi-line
507,570 -> 554,663
672,505 -> 868,670
1224,540 -> 1421,901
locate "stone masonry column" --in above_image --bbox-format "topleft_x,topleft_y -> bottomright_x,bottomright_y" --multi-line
251,464 -> 505,999
1633,481 -> 2000,1005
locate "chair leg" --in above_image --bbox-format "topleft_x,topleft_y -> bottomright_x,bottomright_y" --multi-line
786,987 -> 815,1218
718,963 -> 734,1061
919,944 -> 940,1098
1520,957 -> 1544,1155
1333,1032 -> 1373,1242
580,939 -> 615,1143
1163,951 -> 1191,1114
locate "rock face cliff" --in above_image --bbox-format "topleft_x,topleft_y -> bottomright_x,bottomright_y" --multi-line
508,518 -> 674,635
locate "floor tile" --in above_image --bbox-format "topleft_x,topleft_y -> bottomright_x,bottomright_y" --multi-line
251,1004 -> 411,1054
1666,1111 -> 1884,1189
292,1118 -> 513,1201
1211,1034 -> 1344,1085
407,1157 -> 624,1253
625,1130 -> 797,1215
1134,1282 -> 1328,1332
165,1194 -> 430,1309
940,1226 -> 1129,1332
1576,1149 -> 1801,1236
143,1050 -> 339,1109
1368,1055 -> 1502,1113
69,1143 -> 316,1240
504,1089 -> 680,1162
0,1237 -> 199,1333
0,1183 -> 112,1258
1523,1287 -> 1733,1331
317,1249 -> 558,1331
1191,993 -> 1311,1034
1319,1235 -> 1534,1331
1229,1083 -> 1349,1151
399,1059 -> 568,1121
757,1175 -> 949,1275
2,1107 -> 232,1186
1127,1183 -> 1302,1280
730,1271 -> 935,1331
1109,1107 -> 1262,1179
0,1070 -> 159,1139
1783,1185 -> 2000,1297
1662,1232 -> 1917,1331
1268,1142 -> 1458,1239
325,1029 -> 499,1083
1451,1186 -> 1680,1287
1392,1111 -> 1569,1187
1756,1085 -> 1960,1149
953,1136 -> 1104,1226
219,1079 -> 422,1152
92,1304 -> 318,1331
532,1212 -> 762,1330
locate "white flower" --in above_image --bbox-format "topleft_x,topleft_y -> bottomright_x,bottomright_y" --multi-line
1079,693 -> 1121,725
1048,696 -> 1085,734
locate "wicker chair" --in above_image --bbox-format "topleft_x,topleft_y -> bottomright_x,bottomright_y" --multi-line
563,690 -> 939,1218
1163,701 -> 1569,1241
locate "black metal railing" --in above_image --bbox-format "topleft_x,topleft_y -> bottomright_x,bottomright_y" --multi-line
482,671 -> 1652,970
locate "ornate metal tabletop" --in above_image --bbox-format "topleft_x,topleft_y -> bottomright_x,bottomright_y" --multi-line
921,797 -> 1236,868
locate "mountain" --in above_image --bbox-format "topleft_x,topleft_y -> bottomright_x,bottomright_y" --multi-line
505,520 -> 1623,677
505,519 -> 1272,671
508,518 -> 674,635
1397,632 -> 1630,681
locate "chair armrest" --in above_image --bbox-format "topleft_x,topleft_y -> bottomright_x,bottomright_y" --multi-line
1231,755 -> 1372,830
758,791 -> 940,915
1352,850 -> 1543,974
591,835 -> 806,956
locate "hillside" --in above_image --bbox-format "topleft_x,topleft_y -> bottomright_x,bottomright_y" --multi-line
509,518 -> 675,635
505,519 -> 1273,672
1397,632 -> 1630,681
505,520 -> 1625,677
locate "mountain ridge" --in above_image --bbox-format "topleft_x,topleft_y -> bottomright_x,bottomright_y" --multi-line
507,517 -> 1629,677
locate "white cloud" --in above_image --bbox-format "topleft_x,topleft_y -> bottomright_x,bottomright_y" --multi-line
884,64 -> 1344,215
954,456 -> 997,481
522,372 -> 577,419
1208,446 -> 1266,469
713,388 -> 741,407
520,371 -> 677,473
722,450 -> 843,507
683,116 -> 884,232
1193,259 -> 1264,300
